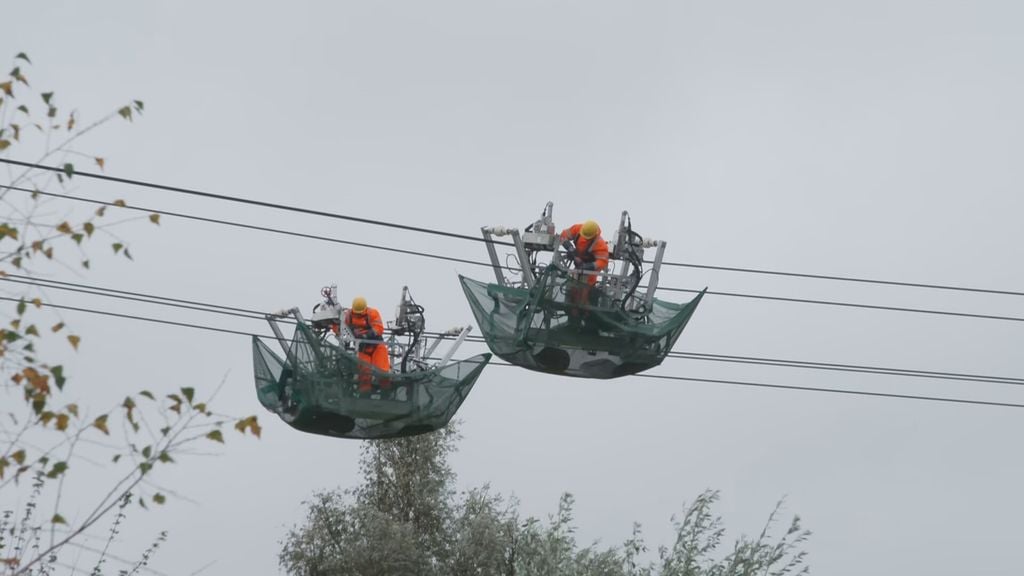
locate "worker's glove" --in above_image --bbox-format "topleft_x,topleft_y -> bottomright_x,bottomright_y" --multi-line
580,262 -> 596,271
561,239 -> 574,252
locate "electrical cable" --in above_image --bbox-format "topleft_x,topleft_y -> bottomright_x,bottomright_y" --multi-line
3,158 -> 1020,298
4,184 -> 1022,325
6,292 -> 1024,410
7,274 -> 1024,390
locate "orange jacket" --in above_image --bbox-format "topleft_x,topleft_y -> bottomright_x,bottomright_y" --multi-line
344,307 -> 385,339
560,223 -> 609,272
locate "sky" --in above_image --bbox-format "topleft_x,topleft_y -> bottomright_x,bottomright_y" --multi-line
3,1 -> 1024,574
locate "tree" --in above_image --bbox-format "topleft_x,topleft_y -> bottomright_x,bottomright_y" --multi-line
0,52 -> 260,575
280,424 -> 811,576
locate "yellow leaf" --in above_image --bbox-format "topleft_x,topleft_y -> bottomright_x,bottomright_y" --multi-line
55,413 -> 69,431
0,140 -> 10,151
95,157 -> 105,170
113,199 -> 127,207
149,213 -> 160,225
51,322 -> 64,332
56,221 -> 73,234
66,403 -> 78,417
11,450 -> 26,465
31,298 -> 41,308
93,414 -> 109,435
0,81 -> 12,96
67,334 -> 80,350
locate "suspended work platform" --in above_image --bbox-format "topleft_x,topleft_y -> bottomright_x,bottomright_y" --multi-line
252,287 -> 491,439
460,203 -> 704,379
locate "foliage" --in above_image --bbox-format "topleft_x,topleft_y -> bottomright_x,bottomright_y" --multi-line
280,425 -> 811,576
0,52 -> 259,575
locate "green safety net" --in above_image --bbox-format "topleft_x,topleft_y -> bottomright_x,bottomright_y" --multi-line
251,323 -> 491,439
460,266 -> 704,379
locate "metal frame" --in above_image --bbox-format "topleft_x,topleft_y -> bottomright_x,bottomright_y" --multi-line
480,203 -> 667,315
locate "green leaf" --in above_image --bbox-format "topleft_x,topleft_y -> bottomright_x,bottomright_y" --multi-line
181,387 -> 195,405
11,449 -> 26,465
17,104 -> 28,114
112,454 -> 122,463
139,390 -> 155,400
141,445 -> 152,459
25,325 -> 38,337
124,247 -> 133,261
112,242 -> 123,254
52,514 -> 66,525
45,461 -> 69,479
83,222 -> 95,236
140,462 -> 152,475
81,259 -> 89,269
15,52 -> 31,63
157,451 -> 173,463
40,92 -> 53,105
153,493 -> 166,505
133,100 -> 145,111
62,163 -> 73,179
16,299 -> 26,316
118,106 -> 132,121
206,429 -> 224,443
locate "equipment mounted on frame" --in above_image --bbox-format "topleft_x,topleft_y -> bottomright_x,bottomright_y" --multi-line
460,202 -> 704,379
252,285 -> 490,439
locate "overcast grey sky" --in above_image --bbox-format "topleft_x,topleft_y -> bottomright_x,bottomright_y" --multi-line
4,1 -> 1024,574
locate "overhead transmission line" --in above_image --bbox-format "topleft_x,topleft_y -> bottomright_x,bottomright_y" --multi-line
6,273 -> 1024,390
3,293 -> 1024,411
5,183 -> 1024,325
2,158 -> 1022,298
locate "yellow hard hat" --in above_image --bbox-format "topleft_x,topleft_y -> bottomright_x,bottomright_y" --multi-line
351,296 -> 367,314
580,220 -> 600,239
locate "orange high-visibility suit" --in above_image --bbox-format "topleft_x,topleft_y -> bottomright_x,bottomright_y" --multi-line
560,223 -> 609,314
344,307 -> 391,392
560,223 -> 609,286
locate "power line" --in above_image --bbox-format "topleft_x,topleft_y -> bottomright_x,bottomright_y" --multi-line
0,295 -> 261,338
658,261 -> 1024,298
3,158 -> 1021,298
5,184 -> 1024,325
7,293 -> 1024,411
631,372 -> 1024,410
658,286 -> 1024,323
3,185 -> 495,270
8,274 -> 1024,390
0,158 -> 514,247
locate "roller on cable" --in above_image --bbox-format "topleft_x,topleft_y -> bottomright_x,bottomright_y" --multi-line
251,285 -> 490,439
459,202 -> 705,379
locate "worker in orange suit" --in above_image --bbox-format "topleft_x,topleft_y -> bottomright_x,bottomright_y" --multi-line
560,220 -> 609,314
344,296 -> 391,394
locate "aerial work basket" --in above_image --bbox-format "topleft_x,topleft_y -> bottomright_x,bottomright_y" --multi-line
252,287 -> 491,439
460,203 -> 704,379
460,265 -> 703,379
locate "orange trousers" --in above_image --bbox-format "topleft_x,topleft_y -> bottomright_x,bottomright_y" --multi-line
356,342 -> 391,393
